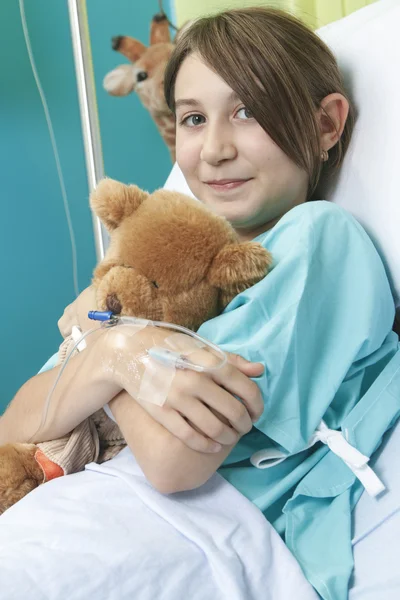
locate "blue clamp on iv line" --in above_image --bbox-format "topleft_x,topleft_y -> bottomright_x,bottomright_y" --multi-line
88,310 -> 114,322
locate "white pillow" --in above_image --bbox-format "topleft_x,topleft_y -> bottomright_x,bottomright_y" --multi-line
164,0 -> 400,306
164,162 -> 195,198
317,0 -> 400,307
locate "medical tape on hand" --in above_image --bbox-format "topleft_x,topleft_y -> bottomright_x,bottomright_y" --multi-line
164,332 -> 206,353
119,319 -> 150,337
71,326 -> 87,352
137,356 -> 177,407
103,319 -> 151,421
136,334 -> 206,407
104,327 -> 214,410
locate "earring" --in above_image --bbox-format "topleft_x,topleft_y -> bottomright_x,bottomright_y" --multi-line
321,149 -> 329,162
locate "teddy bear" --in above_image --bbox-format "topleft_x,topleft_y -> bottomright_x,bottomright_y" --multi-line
0,178 -> 272,514
103,11 -> 179,162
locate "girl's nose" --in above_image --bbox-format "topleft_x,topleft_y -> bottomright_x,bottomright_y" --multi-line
200,125 -> 237,165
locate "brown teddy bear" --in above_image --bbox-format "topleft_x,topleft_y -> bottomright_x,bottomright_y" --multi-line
0,178 -> 272,514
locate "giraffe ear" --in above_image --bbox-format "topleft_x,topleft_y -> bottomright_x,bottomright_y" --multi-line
103,64 -> 135,97
90,178 -> 148,231
150,13 -> 171,45
112,35 -> 147,62
207,242 -> 273,309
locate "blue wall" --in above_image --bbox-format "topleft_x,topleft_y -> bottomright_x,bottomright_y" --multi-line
0,0 -> 173,412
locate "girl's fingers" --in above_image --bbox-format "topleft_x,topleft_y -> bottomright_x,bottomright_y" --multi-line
192,375 -> 254,435
175,396 -> 239,445
143,403 -> 223,453
212,359 -> 264,423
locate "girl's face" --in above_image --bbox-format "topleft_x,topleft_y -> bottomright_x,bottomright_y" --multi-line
174,53 -> 309,240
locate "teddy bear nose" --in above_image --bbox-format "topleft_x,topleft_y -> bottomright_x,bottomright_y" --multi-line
106,293 -> 122,315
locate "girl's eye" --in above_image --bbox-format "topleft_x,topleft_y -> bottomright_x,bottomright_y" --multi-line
236,107 -> 253,120
180,114 -> 206,127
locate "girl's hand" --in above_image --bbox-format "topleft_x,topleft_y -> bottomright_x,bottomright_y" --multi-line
139,353 -> 264,453
102,325 -> 264,453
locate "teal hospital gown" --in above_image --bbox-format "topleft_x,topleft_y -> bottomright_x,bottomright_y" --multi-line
197,201 -> 400,600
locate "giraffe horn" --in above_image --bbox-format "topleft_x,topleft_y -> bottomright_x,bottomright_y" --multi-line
150,13 -> 171,45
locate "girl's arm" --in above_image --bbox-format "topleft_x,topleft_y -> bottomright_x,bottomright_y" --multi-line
0,336 -> 120,445
109,391 -> 235,494
0,331 -> 261,493
108,352 -> 263,494
1,287 -> 263,473
0,286 -> 117,445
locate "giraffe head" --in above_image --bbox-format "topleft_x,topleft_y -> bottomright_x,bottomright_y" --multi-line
103,13 -> 177,160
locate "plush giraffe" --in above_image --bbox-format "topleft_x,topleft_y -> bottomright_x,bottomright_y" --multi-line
103,13 -> 177,162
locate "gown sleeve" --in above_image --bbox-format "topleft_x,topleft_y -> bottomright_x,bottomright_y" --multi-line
197,201 -> 396,455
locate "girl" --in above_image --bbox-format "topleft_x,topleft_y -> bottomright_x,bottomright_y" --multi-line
1,8 -> 399,599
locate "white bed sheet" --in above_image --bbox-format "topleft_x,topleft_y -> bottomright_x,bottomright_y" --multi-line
0,448 -> 317,600
350,417 -> 400,599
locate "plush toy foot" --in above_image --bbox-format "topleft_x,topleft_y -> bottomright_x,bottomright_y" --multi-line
0,443 -> 47,514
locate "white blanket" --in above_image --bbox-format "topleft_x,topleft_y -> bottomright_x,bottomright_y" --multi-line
0,448 -> 317,600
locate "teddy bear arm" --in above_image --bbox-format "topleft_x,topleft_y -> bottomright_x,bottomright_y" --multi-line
0,443 -> 43,514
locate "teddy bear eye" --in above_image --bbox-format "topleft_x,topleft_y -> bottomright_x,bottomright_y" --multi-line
151,281 -> 159,289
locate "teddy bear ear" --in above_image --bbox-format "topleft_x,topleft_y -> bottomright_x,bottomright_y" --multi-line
207,242 -> 273,309
90,178 -> 148,231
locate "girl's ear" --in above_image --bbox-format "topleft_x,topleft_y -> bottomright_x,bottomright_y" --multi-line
150,13 -> 171,45
207,242 -> 272,309
90,179 -> 148,231
318,93 -> 350,152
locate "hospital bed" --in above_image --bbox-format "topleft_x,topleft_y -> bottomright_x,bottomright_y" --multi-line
0,1 -> 399,599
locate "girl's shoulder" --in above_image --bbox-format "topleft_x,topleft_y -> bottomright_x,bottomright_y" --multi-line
258,200 -> 371,256
281,200 -> 360,233
253,200 -> 385,284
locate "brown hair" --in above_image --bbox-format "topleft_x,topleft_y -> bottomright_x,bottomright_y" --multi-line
164,7 -> 354,198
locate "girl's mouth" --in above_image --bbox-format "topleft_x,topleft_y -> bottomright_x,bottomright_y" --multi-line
205,179 -> 252,192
